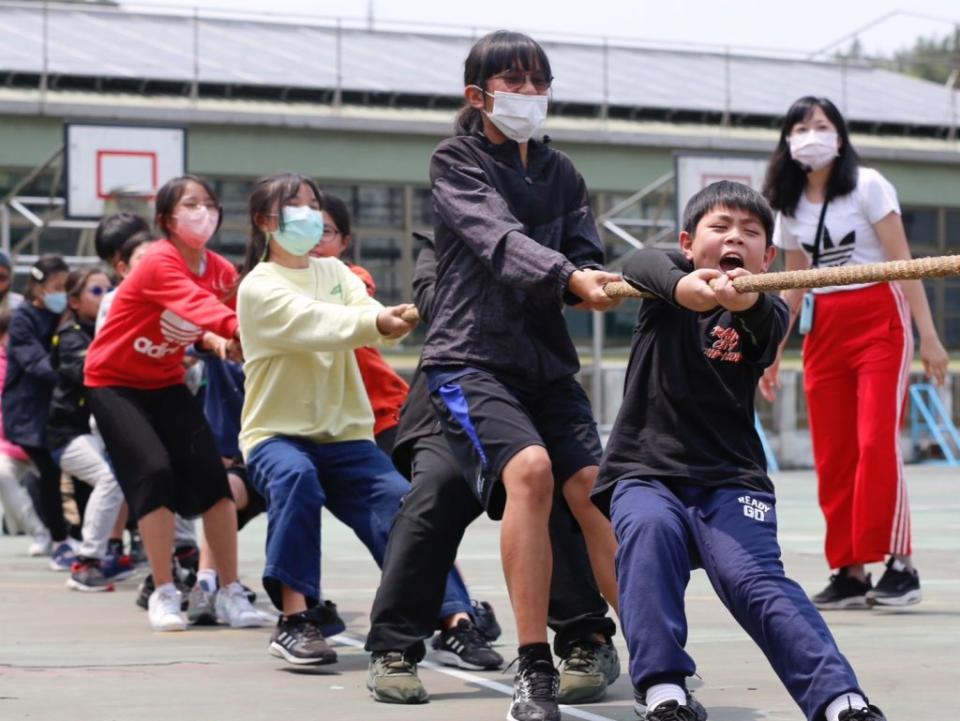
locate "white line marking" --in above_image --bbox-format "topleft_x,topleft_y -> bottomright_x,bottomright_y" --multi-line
332,634 -> 620,721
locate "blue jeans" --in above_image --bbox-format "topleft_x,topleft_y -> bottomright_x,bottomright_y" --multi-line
248,436 -> 471,618
611,479 -> 863,721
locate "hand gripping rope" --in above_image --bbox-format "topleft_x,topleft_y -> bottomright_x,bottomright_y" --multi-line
398,255 -> 960,323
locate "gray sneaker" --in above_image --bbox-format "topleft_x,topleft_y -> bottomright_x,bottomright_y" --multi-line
558,640 -> 621,704
186,582 -> 218,625
367,651 -> 429,704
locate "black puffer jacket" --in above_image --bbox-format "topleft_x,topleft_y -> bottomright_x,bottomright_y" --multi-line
420,133 -> 604,388
46,317 -> 95,452
1,303 -> 61,449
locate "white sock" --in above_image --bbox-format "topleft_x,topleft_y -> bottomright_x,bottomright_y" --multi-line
825,693 -> 868,721
197,569 -> 218,592
155,581 -> 177,595
645,683 -> 686,711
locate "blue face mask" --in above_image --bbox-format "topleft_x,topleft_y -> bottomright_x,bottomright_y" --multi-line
272,205 -> 324,256
43,291 -> 67,314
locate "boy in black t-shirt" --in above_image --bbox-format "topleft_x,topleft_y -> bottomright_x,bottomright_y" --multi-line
593,182 -> 885,721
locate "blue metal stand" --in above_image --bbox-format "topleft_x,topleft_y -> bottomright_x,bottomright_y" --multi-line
755,414 -> 780,473
909,383 -> 960,466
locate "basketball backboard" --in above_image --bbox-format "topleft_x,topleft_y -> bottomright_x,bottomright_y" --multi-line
64,123 -> 187,219
674,153 -> 769,224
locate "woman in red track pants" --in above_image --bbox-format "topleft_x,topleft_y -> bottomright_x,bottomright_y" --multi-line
760,96 -> 949,610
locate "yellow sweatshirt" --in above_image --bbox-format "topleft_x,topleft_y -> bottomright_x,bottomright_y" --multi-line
237,257 -> 393,458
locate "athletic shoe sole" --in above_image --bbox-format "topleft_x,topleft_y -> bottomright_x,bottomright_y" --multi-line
867,589 -> 921,607
366,680 -> 429,704
66,577 -> 114,592
558,679 -> 608,705
150,619 -> 187,632
268,641 -> 337,665
507,707 -> 560,721
48,560 -> 73,572
813,595 -> 871,610
103,569 -> 137,583
188,611 -> 218,626
431,648 -> 502,671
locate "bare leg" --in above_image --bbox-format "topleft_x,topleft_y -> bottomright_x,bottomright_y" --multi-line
845,563 -> 868,582
500,445 -> 554,646
139,507 -> 175,586
562,466 -> 620,616
891,553 -> 915,571
200,498 -> 238,586
281,584 -> 308,616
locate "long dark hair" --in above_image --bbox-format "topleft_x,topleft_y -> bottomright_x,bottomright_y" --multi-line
762,96 -> 859,217
454,30 -> 552,136
26,255 -> 69,302
154,174 -> 223,238
241,173 -> 324,276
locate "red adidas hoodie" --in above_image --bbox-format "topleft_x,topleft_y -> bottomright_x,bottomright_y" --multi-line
85,240 -> 238,390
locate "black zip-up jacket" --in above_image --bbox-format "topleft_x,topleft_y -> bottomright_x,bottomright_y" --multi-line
592,249 -> 788,515
1,302 -> 61,449
46,317 -> 96,453
420,133 -> 604,388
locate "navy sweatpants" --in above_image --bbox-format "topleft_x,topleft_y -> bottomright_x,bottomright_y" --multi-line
610,479 -> 863,721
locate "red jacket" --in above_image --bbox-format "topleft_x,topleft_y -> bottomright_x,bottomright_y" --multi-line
85,240 -> 238,389
349,264 -> 409,436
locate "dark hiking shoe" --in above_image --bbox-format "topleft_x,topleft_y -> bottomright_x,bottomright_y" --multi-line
367,651 -> 429,704
558,639 -> 620,704
431,618 -> 503,670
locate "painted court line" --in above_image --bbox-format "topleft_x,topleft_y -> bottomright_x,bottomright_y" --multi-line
332,634 -> 621,721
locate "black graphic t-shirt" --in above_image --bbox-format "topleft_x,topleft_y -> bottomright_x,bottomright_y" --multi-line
773,167 -> 900,293
592,249 -> 788,515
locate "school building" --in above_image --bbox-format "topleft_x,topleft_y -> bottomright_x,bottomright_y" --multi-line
2,1 -> 960,365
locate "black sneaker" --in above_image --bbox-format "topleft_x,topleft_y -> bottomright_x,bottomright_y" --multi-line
634,690 -> 707,720
812,569 -> 873,610
307,599 -> 346,637
128,530 -> 147,565
507,658 -> 560,721
471,599 -> 502,642
639,699 -> 708,721
838,704 -> 887,720
135,566 -> 194,611
431,618 -> 504,670
867,559 -> 921,607
268,613 -> 338,665
136,573 -> 155,610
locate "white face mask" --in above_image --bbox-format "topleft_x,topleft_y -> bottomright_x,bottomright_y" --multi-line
789,130 -> 839,172
480,90 -> 549,143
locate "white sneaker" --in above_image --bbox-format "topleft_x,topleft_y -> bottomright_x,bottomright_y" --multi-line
28,532 -> 52,557
148,584 -> 187,632
215,581 -> 269,628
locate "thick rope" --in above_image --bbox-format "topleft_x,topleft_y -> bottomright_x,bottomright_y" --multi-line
400,255 -> 960,322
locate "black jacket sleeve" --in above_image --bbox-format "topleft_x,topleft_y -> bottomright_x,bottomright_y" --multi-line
53,327 -> 89,387
560,167 -> 604,272
430,140 -> 577,301
7,310 -> 57,385
733,294 -> 789,366
622,249 -> 690,304
411,232 -> 437,328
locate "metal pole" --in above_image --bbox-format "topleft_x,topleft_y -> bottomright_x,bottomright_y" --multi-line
334,18 -> 343,108
591,310 -> 605,424
40,1 -> 49,103
0,204 -> 10,256
191,7 -> 200,101
722,46 -> 731,126
601,37 -> 609,120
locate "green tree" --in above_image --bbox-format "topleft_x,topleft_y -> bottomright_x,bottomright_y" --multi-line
893,26 -> 960,84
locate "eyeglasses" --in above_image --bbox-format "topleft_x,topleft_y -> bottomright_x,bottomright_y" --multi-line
490,70 -> 553,92
319,227 -> 341,242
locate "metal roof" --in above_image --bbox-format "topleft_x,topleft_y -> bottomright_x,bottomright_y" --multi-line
0,2 -> 957,132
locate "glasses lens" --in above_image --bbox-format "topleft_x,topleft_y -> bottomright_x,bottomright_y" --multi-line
89,286 -> 109,296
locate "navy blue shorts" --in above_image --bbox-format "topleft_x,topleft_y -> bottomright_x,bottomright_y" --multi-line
426,367 -> 602,520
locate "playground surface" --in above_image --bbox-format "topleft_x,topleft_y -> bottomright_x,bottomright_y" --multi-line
1,466 -> 958,721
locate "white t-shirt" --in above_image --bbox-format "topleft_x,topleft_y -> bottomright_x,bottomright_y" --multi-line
773,167 -> 900,294
95,288 -> 117,335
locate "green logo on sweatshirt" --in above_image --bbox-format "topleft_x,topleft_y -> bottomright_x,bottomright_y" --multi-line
330,283 -> 342,296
